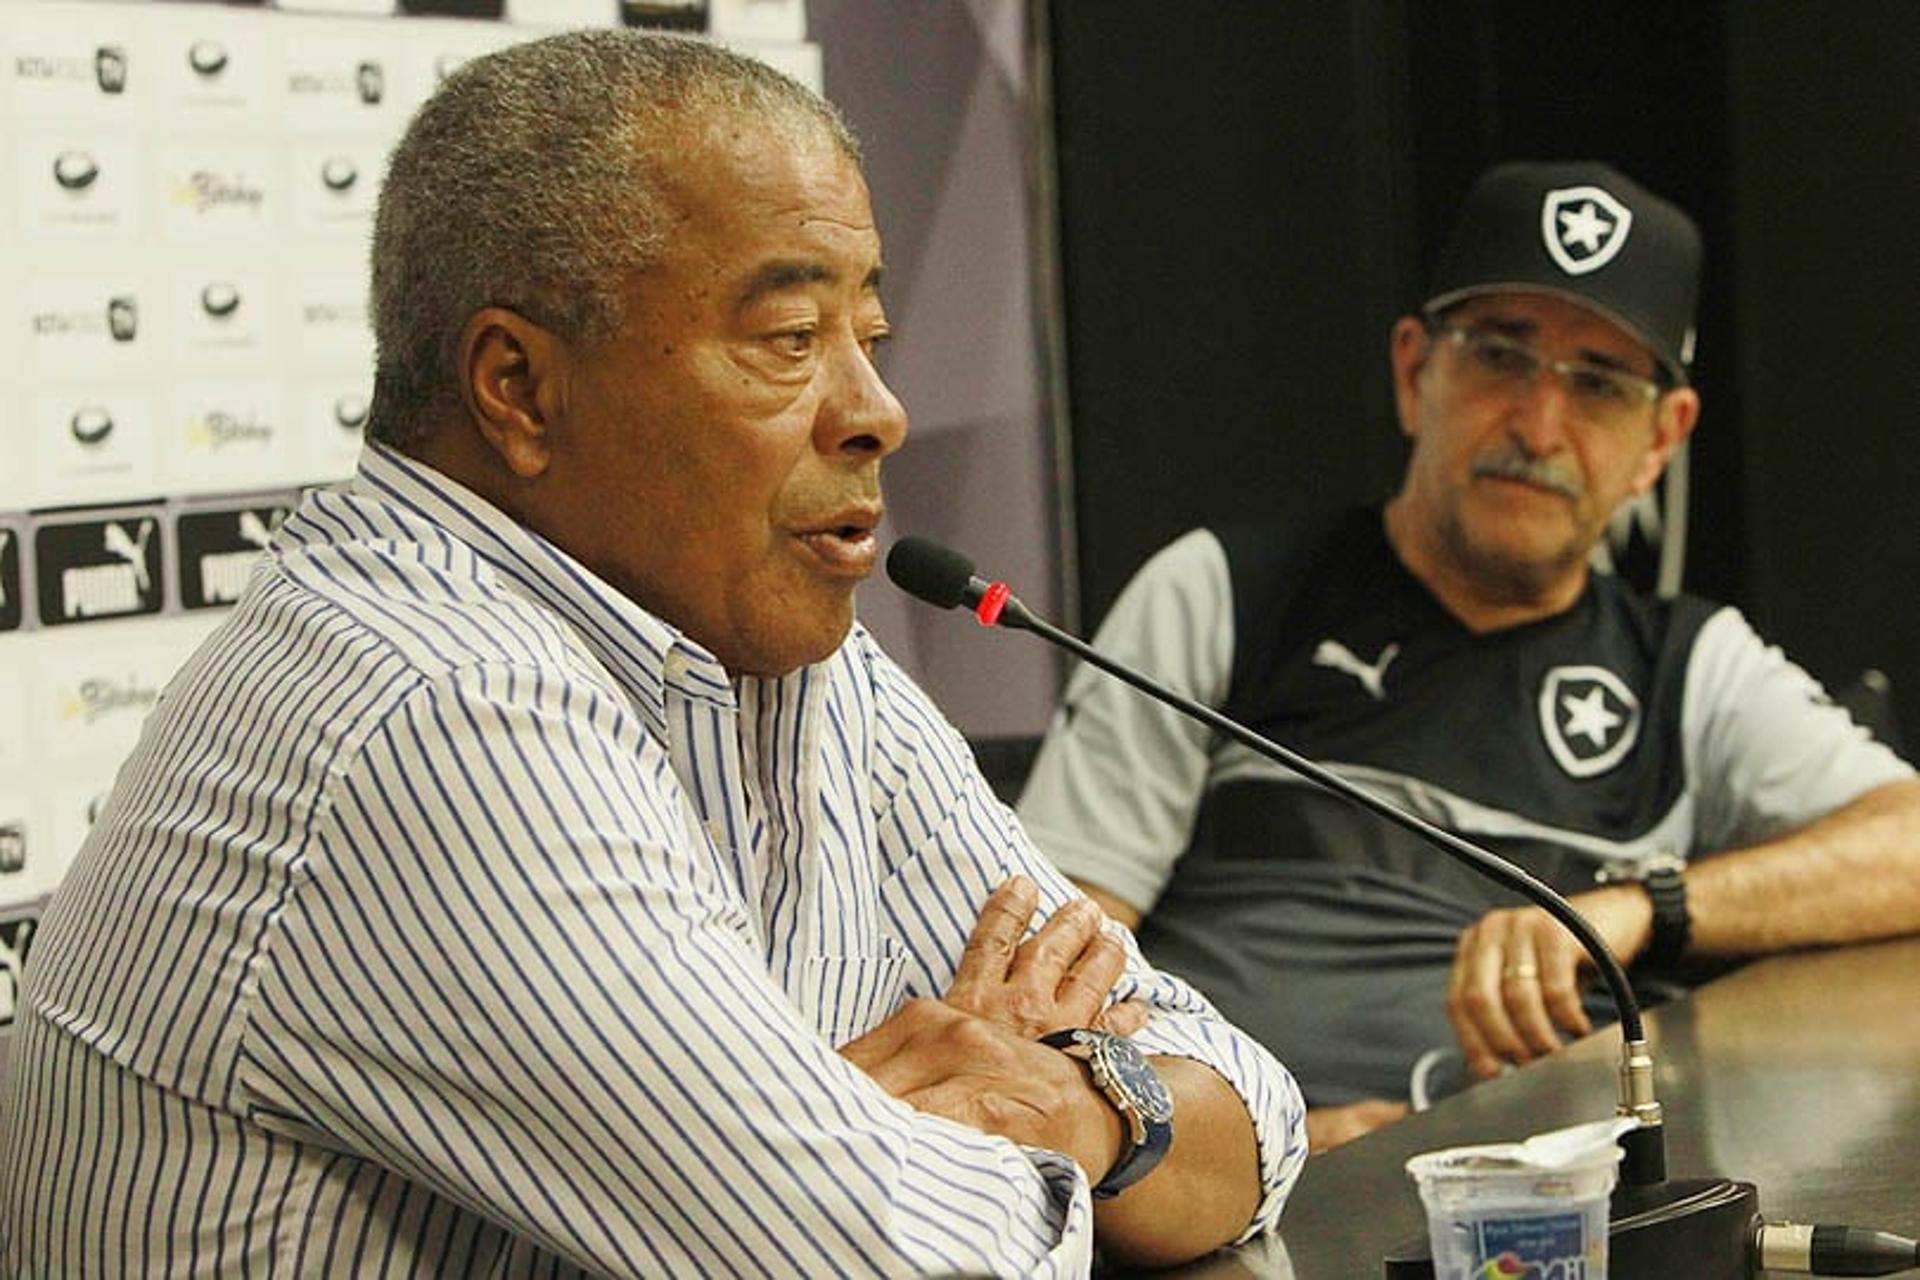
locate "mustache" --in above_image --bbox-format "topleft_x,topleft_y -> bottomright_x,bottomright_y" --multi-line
1472,446 -> 1583,500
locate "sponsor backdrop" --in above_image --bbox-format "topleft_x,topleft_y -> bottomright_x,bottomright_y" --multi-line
0,0 -> 1067,981
0,0 -> 844,944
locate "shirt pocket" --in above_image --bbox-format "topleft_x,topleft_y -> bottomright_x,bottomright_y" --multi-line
796,945 -> 909,1046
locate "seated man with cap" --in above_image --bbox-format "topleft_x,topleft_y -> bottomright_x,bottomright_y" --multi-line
1017,161 -> 1920,1151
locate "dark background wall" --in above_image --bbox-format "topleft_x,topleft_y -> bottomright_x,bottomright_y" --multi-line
1049,0 -> 1916,737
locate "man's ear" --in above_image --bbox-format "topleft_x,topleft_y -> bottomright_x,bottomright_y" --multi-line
458,307 -> 567,479
1389,316 -> 1432,441
1630,385 -> 1701,495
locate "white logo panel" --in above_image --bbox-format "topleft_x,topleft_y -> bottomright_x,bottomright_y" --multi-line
155,142 -> 281,241
17,133 -> 145,238
32,390 -> 160,507
164,380 -> 297,493
280,31 -> 398,136
24,273 -> 150,379
153,15 -> 272,117
1,5 -> 148,121
168,265 -> 280,366
297,378 -> 373,480
289,139 -> 383,233
291,263 -> 374,372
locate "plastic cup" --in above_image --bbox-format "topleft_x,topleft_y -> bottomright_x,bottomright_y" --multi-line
1405,1118 -> 1627,1280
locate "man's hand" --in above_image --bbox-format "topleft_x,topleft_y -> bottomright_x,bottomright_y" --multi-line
943,876 -> 1147,1038
839,997 -> 1126,1184
849,876 -> 1270,1270
839,878 -> 1154,1188
1304,1099 -> 1408,1154
1446,886 -> 1652,1080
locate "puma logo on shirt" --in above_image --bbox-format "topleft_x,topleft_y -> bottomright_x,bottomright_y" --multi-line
1312,638 -> 1399,700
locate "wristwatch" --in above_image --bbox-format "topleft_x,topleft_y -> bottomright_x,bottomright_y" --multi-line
1596,851 -> 1691,970
1039,1027 -> 1174,1198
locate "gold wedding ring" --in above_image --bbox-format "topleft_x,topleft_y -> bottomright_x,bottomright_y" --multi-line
1502,960 -> 1540,981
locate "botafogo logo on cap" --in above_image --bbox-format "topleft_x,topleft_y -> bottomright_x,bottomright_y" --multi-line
1540,186 -> 1633,277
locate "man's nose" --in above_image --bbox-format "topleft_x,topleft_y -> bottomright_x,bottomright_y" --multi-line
817,337 -> 909,460
1508,368 -> 1578,456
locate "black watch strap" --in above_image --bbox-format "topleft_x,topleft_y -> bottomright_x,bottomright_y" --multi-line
1597,854 -> 1692,970
1642,861 -> 1691,970
1039,1028 -> 1174,1199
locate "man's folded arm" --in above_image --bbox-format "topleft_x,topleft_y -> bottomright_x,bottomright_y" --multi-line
243,663 -> 1104,1278
862,633 -> 1308,1258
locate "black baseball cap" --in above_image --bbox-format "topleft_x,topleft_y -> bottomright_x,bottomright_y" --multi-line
1424,161 -> 1702,384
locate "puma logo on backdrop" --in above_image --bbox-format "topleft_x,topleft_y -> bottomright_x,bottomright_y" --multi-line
1313,639 -> 1399,700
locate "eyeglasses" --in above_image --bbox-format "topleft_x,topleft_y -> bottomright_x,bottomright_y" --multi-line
1429,323 -> 1664,427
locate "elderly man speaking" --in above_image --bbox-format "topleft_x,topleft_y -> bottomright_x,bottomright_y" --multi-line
0,30 -> 1303,1278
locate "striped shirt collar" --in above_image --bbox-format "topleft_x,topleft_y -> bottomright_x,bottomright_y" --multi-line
348,442 -> 739,738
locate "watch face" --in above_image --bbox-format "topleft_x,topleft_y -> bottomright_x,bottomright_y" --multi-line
1097,1036 -> 1175,1124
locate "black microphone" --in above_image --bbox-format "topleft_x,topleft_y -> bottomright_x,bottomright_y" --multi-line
886,536 -> 1916,1279
884,535 -> 1660,1170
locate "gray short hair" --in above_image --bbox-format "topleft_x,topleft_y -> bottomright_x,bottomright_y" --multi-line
367,28 -> 860,450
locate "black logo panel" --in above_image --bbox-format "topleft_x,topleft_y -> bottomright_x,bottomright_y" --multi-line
0,527 -> 21,631
178,505 -> 287,610
622,0 -> 709,31
35,515 -> 166,627
0,906 -> 37,1029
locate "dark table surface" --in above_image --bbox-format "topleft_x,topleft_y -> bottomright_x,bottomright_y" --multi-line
1158,934 -> 1920,1278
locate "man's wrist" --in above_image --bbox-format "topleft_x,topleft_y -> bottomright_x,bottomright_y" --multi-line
1640,860 -> 1691,967
1062,1053 -> 1129,1185
1594,853 -> 1691,968
1040,1028 -> 1175,1198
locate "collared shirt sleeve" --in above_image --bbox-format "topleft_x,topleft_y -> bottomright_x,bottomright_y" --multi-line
243,657 -> 1100,1278
1017,529 -> 1236,913
1683,606 -> 1914,853
861,627 -> 1308,1247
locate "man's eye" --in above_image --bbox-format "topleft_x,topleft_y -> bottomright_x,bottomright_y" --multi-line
1470,338 -> 1536,376
861,328 -> 893,358
1568,367 -> 1632,403
773,329 -> 816,357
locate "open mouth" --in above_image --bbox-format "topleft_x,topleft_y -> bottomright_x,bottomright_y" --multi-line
795,513 -> 881,574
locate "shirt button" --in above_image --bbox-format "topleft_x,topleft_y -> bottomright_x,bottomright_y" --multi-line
663,652 -> 688,681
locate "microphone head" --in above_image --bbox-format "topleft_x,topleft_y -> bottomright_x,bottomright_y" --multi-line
886,536 -> 977,610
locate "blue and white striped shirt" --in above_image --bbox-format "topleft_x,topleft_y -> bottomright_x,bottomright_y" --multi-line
1,446 -> 1305,1278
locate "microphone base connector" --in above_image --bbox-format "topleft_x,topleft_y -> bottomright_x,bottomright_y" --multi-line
1383,1176 -> 1759,1278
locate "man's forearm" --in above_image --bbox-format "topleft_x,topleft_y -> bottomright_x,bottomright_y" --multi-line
1688,777 -> 1920,955
1091,1057 -> 1264,1269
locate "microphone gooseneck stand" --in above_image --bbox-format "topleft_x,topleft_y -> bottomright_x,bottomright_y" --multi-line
885,535 -> 1918,1278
